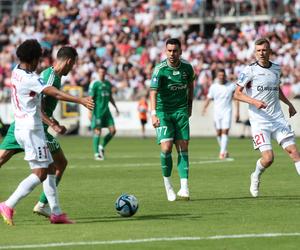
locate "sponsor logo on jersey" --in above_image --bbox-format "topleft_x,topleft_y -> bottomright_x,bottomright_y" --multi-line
169,84 -> 187,91
173,71 -> 180,75
257,86 -> 279,91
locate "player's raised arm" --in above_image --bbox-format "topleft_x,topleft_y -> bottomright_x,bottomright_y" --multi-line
42,86 -> 94,110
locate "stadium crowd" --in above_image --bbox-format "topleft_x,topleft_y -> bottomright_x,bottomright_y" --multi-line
1,0 -> 300,103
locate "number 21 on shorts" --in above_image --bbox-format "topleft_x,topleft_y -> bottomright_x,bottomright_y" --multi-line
253,132 -> 265,147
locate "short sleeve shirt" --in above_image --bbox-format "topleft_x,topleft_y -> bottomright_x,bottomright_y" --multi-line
11,65 -> 48,129
150,59 -> 195,113
236,61 -> 284,123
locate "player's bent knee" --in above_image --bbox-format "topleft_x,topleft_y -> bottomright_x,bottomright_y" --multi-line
261,152 -> 274,167
263,157 -> 274,167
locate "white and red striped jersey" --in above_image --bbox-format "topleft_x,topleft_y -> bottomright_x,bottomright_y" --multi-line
11,65 -> 48,129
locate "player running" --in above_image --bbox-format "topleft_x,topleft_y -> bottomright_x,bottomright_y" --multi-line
88,66 -> 119,160
0,46 -> 80,218
0,39 -> 93,225
234,38 -> 300,197
202,69 -> 237,159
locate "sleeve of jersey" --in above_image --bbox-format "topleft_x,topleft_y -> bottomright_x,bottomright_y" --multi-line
236,66 -> 252,87
41,70 -> 55,87
207,85 -> 214,99
28,75 -> 48,94
88,82 -> 95,97
150,67 -> 161,90
189,65 -> 195,83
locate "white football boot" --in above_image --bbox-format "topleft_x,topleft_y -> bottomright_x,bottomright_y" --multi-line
98,145 -> 105,160
163,177 -> 176,201
250,173 -> 260,197
33,202 -> 51,218
177,188 -> 190,200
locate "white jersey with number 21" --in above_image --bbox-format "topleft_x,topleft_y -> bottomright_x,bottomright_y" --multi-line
236,61 -> 283,124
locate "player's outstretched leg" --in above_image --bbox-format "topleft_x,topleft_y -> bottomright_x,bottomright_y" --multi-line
0,173 -> 41,225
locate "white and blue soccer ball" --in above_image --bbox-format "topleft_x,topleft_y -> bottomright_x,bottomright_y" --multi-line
115,194 -> 139,217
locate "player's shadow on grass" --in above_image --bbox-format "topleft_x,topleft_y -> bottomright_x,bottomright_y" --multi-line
191,195 -> 300,202
74,213 -> 204,224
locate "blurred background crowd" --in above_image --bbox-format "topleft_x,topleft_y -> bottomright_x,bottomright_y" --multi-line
0,0 -> 300,103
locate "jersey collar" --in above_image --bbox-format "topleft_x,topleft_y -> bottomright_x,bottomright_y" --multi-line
167,59 -> 181,69
17,64 -> 32,74
256,61 -> 272,69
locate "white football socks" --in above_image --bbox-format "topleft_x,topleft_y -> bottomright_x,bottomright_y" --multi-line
180,178 -> 188,190
217,136 -> 221,147
252,159 -> 266,178
43,174 -> 62,215
163,176 -> 173,189
220,134 -> 228,154
295,161 -> 300,175
5,174 -> 41,208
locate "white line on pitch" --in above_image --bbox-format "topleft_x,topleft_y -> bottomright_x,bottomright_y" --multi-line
2,158 -> 234,170
0,233 -> 299,249
67,158 -> 234,168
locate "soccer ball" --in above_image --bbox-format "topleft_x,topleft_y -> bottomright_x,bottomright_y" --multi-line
115,194 -> 139,217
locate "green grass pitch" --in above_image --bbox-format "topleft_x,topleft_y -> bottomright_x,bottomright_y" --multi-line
0,136 -> 300,250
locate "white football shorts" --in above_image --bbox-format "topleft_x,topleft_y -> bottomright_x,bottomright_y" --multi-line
15,127 -> 53,169
251,118 -> 295,152
214,112 -> 232,130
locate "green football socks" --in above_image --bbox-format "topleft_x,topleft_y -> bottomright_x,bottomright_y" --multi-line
93,134 -> 100,153
160,152 -> 173,177
103,133 -> 114,148
177,151 -> 189,179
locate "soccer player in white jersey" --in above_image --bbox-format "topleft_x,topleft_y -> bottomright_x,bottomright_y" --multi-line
0,39 -> 94,225
202,69 -> 237,159
234,38 -> 300,197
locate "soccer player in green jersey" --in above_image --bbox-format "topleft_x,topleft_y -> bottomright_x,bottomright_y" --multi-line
89,66 -> 119,160
0,46 -> 80,217
150,38 -> 195,201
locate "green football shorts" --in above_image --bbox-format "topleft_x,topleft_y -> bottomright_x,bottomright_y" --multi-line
0,123 -> 22,151
0,123 -> 61,154
155,111 -> 190,144
91,111 -> 115,129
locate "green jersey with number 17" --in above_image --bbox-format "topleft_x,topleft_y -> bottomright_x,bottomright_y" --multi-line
150,59 -> 195,113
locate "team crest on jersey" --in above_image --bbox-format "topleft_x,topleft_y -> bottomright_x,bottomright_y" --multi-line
238,73 -> 246,82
